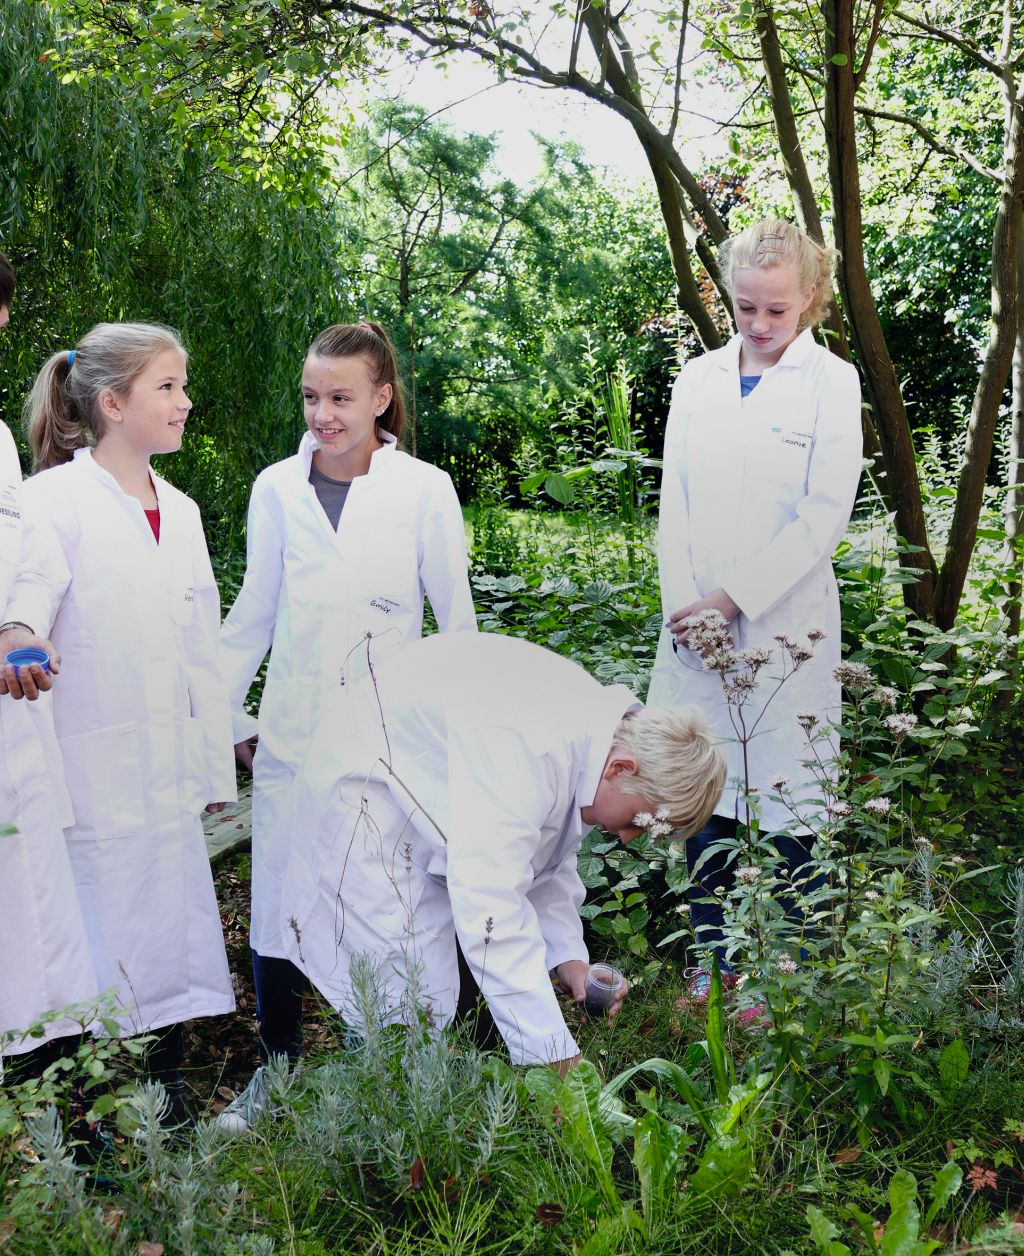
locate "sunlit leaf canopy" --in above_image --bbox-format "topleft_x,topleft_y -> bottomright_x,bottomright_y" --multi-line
7,0 -> 1024,629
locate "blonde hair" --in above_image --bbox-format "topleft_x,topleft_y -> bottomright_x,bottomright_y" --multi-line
613,705 -> 726,839
24,322 -> 186,472
719,219 -> 839,329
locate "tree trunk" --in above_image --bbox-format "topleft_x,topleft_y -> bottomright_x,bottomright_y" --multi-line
756,0 -> 890,508
640,138 -> 723,349
579,7 -> 723,350
934,73 -> 1024,629
1004,227 -> 1024,643
821,0 -> 937,619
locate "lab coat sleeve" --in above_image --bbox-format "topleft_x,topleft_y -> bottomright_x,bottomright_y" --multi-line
185,509 -> 237,805
445,723 -> 581,1065
724,360 -> 863,623
418,472 -> 477,634
0,423 -> 21,598
1,474 -> 71,638
525,856 -> 589,973
657,372 -> 703,618
219,481 -> 284,744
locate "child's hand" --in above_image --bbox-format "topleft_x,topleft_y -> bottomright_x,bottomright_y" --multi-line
668,588 -> 739,650
554,959 -> 590,1004
552,1053 -> 582,1077
0,628 -> 61,701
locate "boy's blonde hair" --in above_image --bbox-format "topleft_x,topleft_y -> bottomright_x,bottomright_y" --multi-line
613,705 -> 726,838
25,321 -> 185,471
719,218 -> 839,329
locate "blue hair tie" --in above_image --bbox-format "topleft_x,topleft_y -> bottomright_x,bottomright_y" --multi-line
67,349 -> 76,366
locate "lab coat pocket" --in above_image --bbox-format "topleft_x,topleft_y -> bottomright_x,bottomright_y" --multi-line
258,675 -> 315,766
59,721 -> 145,840
170,583 -> 196,627
764,429 -> 812,488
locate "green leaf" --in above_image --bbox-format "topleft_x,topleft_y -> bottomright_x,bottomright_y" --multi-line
561,1060 -> 619,1207
922,1161 -> 962,1228
873,1057 -> 891,1097
634,1111 -> 689,1225
544,471 -> 575,505
688,1130 -> 752,1198
938,1039 -> 969,1097
830,52 -> 849,65
705,962 -> 733,1104
603,1058 -> 714,1139
807,1204 -> 852,1255
519,470 -> 547,495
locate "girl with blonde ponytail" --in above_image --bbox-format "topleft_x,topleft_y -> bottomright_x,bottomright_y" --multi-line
9,321 -> 237,1123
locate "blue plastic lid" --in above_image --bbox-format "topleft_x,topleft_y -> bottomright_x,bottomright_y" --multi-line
5,647 -> 51,673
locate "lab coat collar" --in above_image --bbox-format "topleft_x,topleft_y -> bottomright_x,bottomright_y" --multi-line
578,686 -> 643,822
717,327 -> 817,373
72,446 -> 164,500
297,429 -> 398,477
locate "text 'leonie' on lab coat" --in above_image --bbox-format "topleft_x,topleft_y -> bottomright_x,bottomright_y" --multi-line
280,632 -> 638,1066
0,424 -> 99,1058
7,449 -> 236,1036
648,329 -> 863,832
220,430 -> 478,959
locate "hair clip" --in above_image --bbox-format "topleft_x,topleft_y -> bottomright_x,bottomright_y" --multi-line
67,348 -> 77,366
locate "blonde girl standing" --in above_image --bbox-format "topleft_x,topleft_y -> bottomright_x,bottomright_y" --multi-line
11,323 -> 236,1118
648,220 -> 863,1004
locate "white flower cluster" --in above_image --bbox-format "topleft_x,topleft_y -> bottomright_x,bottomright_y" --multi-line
633,805 -> 673,840
828,800 -> 852,818
873,685 -> 899,711
736,865 -> 760,885
735,644 -> 774,671
863,796 -> 892,816
885,712 -> 918,741
833,661 -> 876,693
773,631 -> 822,669
797,710 -> 820,731
682,608 -> 734,662
724,672 -> 758,704
777,953 -> 798,975
769,774 -> 791,791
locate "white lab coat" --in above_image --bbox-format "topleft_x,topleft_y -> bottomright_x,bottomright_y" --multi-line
648,330 -> 862,831
7,450 -> 236,1036
220,431 -> 477,958
281,632 -> 638,1066
0,425 -> 99,1058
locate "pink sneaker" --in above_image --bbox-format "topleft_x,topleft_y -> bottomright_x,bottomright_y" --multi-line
678,968 -> 739,1011
733,1000 -> 769,1031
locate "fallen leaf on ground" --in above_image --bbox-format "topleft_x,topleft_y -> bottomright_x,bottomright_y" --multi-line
537,1203 -> 564,1226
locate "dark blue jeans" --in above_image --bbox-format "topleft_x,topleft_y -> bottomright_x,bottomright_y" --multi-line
251,951 -> 308,1063
686,815 -> 821,969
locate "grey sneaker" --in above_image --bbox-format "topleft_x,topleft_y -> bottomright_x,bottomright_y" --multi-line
215,1066 -> 273,1136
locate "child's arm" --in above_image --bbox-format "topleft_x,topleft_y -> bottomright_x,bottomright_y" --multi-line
657,371 -> 703,622
220,481 -> 285,747
0,473 -> 70,700
445,724 -> 581,1067
184,506 -> 237,807
418,472 -> 477,634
